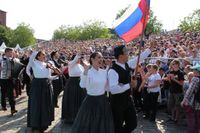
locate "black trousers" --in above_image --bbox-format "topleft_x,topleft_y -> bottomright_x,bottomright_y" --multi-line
23,79 -> 31,96
22,71 -> 31,96
145,92 -> 159,120
25,82 -> 31,96
0,79 -> 15,111
52,78 -> 62,106
143,87 -> 149,112
111,90 -> 137,133
132,90 -> 142,109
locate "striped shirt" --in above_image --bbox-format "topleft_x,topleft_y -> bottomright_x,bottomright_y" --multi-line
183,76 -> 200,110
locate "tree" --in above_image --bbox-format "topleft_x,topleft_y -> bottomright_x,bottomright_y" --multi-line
115,7 -> 162,37
0,25 -> 13,46
52,25 -> 68,40
145,9 -> 162,36
11,23 -> 36,48
52,25 -> 81,41
80,20 -> 111,40
66,26 -> 82,41
52,20 -> 112,41
179,9 -> 200,32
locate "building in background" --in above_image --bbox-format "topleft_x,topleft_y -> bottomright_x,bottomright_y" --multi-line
0,10 -> 6,26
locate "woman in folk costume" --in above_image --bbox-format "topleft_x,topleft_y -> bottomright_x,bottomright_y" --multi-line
71,52 -> 114,133
26,51 -> 61,133
62,54 -> 86,124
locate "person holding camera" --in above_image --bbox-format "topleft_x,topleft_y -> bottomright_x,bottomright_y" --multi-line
167,60 -> 184,123
49,51 -> 64,108
143,64 -> 162,122
181,64 -> 200,133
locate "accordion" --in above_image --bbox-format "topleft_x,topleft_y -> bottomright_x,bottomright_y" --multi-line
1,59 -> 12,79
0,58 -> 25,79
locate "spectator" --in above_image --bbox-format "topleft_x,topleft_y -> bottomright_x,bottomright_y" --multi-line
181,64 -> 200,133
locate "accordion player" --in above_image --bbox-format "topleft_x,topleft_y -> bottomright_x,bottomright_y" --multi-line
0,48 -> 22,115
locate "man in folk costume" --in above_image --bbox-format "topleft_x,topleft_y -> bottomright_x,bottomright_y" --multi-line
0,48 -> 18,115
21,51 -> 32,96
49,51 -> 64,108
108,44 -> 153,133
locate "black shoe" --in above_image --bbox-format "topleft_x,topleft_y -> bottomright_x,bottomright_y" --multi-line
143,115 -> 149,119
149,118 -> 156,122
2,107 -> 7,111
136,108 -> 142,113
55,105 -> 59,108
166,118 -> 175,123
174,119 -> 178,124
11,110 -> 18,116
64,119 -> 73,124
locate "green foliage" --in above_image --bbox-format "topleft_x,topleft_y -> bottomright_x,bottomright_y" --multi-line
108,28 -> 118,39
179,9 -> 200,32
0,25 -> 13,46
66,26 -> 82,41
11,23 -> 36,48
80,20 -> 111,40
52,20 -> 112,41
0,23 -> 36,48
53,25 -> 68,40
145,9 -> 162,35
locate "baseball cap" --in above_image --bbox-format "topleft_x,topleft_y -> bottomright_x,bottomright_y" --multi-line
191,64 -> 200,71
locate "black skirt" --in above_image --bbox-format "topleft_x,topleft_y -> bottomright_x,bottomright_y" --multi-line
62,77 -> 86,123
71,95 -> 114,133
28,78 -> 54,130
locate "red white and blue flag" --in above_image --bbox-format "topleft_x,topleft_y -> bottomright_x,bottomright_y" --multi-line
114,0 -> 150,42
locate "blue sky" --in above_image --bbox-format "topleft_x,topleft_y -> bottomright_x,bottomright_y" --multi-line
0,0 -> 199,40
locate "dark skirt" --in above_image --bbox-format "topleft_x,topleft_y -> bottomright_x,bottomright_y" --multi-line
62,77 -> 86,123
28,78 -> 54,130
71,95 -> 114,133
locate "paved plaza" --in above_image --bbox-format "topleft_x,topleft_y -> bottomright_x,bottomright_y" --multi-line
0,90 -> 187,133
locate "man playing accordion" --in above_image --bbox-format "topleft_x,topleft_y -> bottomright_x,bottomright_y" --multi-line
0,48 -> 18,115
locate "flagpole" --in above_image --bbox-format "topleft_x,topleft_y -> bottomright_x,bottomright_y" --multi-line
134,0 -> 149,77
131,0 -> 149,91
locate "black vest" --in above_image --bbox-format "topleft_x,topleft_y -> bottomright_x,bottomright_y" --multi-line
111,62 -> 131,84
50,59 -> 61,77
52,59 -> 61,68
110,63 -> 132,106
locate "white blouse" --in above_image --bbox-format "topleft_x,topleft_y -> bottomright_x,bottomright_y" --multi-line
147,73 -> 161,93
26,51 -> 55,79
68,55 -> 84,77
80,67 -> 108,96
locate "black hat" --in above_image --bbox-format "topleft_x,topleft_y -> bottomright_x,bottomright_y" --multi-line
71,54 -> 76,61
114,45 -> 126,59
50,51 -> 57,58
172,49 -> 177,53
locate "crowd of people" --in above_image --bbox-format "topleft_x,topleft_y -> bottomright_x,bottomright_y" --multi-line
0,30 -> 200,133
